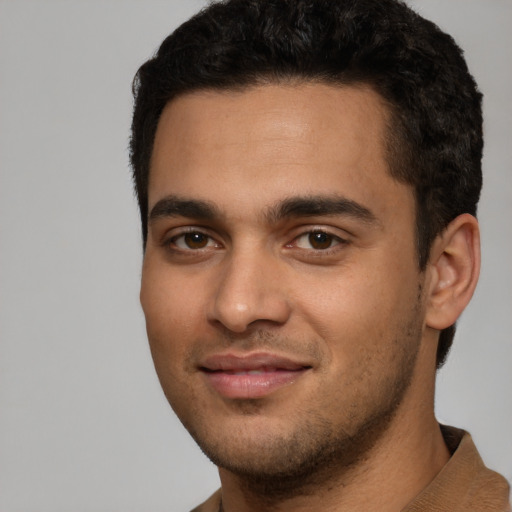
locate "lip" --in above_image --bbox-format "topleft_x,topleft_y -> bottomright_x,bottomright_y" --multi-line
199,352 -> 312,399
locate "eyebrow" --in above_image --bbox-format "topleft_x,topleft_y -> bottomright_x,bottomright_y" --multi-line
148,194 -> 377,225
149,195 -> 220,222
265,195 -> 378,225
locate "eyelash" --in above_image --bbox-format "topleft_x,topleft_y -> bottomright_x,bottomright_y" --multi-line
162,228 -> 349,255
287,230 -> 348,253
164,228 -> 222,252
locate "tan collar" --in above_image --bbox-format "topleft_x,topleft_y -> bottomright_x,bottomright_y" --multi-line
402,425 -> 510,511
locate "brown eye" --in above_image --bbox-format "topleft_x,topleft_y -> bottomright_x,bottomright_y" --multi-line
308,231 -> 334,249
183,232 -> 209,249
290,230 -> 345,252
171,232 -> 215,250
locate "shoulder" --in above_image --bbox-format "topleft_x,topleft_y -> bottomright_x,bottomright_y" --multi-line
404,426 -> 510,511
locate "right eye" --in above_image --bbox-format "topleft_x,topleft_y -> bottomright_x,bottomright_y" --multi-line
170,231 -> 219,250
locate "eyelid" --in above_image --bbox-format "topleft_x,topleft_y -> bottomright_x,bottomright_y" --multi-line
159,224 -> 350,253
288,225 -> 350,243
284,227 -> 351,260
294,232 -> 342,248
162,226 -> 223,251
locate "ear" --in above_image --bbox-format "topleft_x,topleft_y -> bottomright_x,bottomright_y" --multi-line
425,214 -> 480,330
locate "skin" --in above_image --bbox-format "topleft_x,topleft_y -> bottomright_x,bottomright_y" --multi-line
140,83 -> 480,511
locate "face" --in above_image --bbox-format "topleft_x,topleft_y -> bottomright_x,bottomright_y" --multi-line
141,83 -> 427,483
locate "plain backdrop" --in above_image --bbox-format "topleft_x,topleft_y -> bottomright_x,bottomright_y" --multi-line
0,1 -> 511,510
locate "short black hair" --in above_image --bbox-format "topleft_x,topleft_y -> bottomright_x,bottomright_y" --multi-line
130,0 -> 483,367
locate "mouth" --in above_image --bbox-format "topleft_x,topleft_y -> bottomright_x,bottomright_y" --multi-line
199,353 -> 312,399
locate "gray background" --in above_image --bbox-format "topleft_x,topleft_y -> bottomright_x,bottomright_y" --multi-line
0,1 -> 510,510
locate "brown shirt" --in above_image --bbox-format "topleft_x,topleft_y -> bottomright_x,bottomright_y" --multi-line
191,426 -> 510,512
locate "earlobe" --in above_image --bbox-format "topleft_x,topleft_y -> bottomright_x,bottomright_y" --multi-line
425,214 -> 481,330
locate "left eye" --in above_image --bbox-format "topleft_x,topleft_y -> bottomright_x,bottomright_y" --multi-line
172,232 -> 217,250
293,231 -> 342,250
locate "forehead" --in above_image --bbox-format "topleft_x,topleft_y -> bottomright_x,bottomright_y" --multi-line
149,83 -> 412,222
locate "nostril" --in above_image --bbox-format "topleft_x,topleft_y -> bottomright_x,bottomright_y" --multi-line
208,262 -> 292,332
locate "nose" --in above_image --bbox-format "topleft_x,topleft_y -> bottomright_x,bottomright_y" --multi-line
208,250 -> 291,333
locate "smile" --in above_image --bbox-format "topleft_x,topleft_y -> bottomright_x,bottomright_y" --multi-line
199,353 -> 312,399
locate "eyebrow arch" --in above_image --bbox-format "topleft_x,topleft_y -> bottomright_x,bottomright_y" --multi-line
266,195 -> 378,225
148,194 -> 378,227
149,195 -> 221,222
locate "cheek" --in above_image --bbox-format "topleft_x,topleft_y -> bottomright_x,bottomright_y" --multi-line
140,265 -> 205,362
140,268 -> 207,412
295,260 -> 417,358
298,268 -> 386,327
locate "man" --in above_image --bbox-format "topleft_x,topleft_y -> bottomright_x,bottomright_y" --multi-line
130,0 -> 510,510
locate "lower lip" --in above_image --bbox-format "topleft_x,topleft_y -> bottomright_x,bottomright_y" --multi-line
202,369 -> 308,399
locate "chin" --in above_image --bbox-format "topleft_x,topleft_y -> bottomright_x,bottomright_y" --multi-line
191,407 -> 384,483
193,417 -> 381,501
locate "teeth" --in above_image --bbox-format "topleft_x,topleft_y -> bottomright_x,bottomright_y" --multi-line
226,369 -> 277,375
210,366 -> 304,375
231,370 -> 265,375
213,366 -> 297,375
